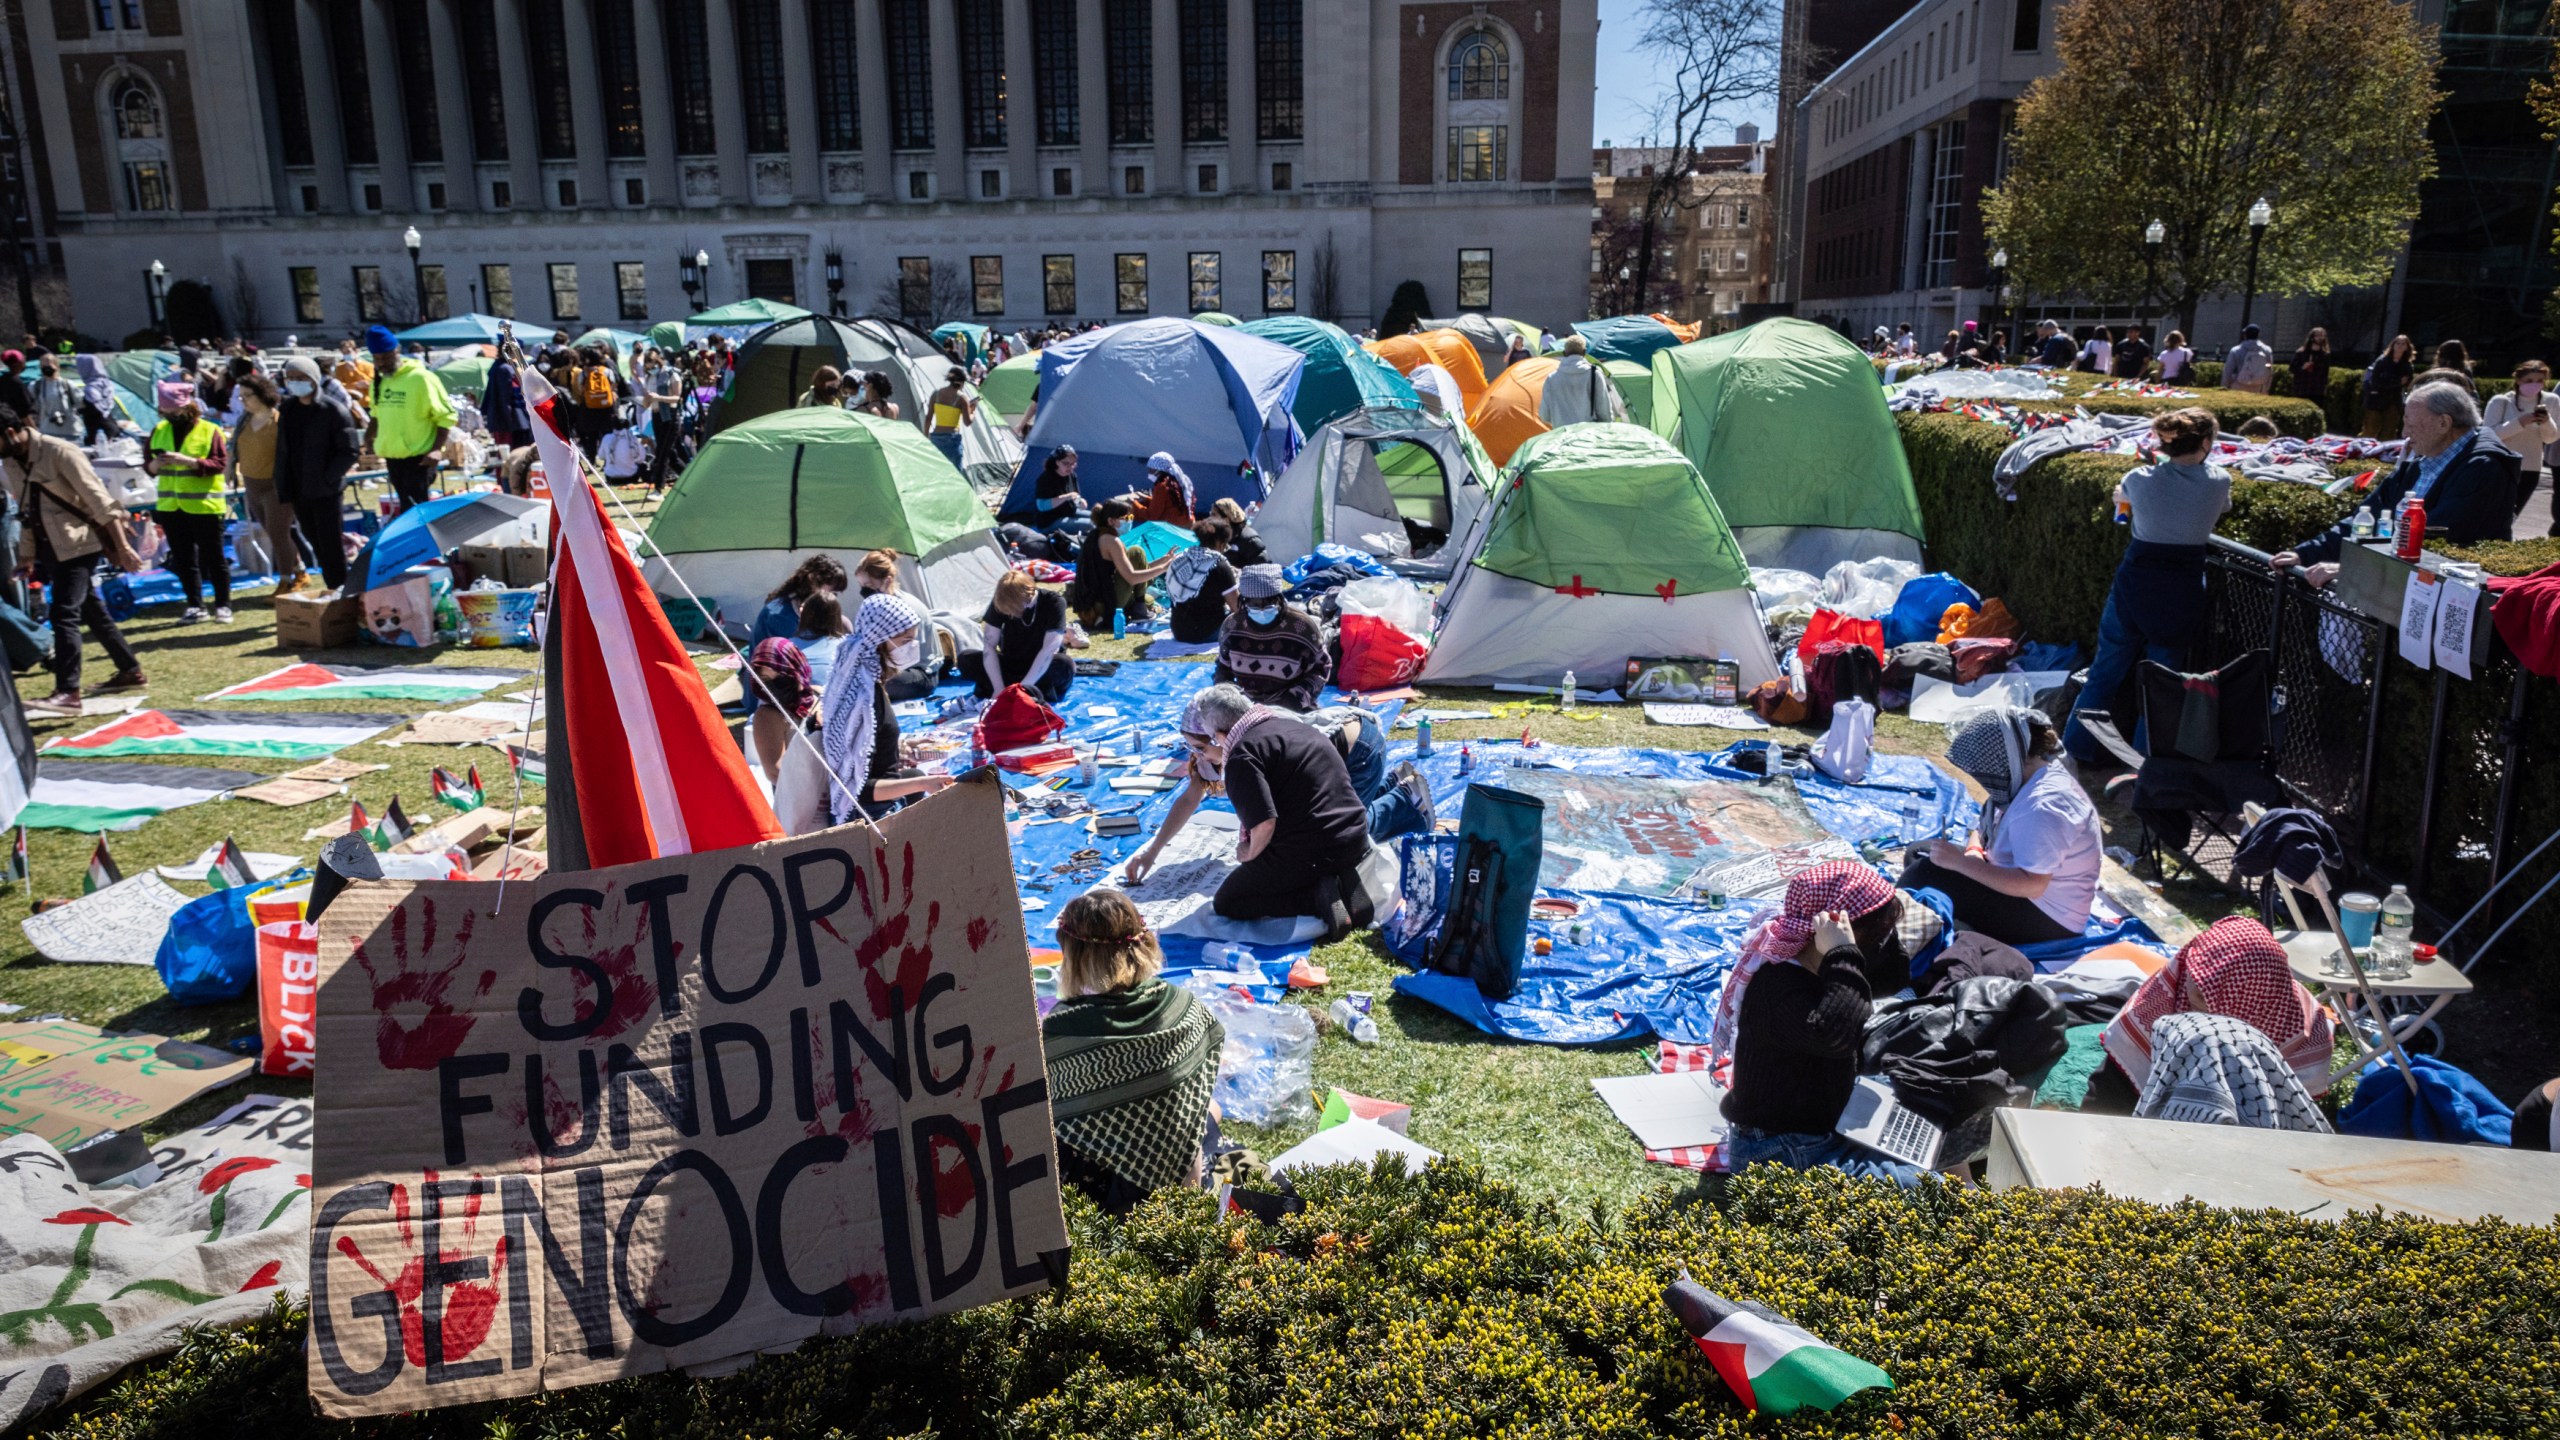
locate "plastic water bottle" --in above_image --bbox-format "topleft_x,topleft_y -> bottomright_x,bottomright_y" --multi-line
1559,670 -> 1577,714
1328,998 -> 1379,1044
1416,714 -> 1434,756
2373,885 -> 2415,979
1200,940 -> 1244,969
1901,795 -> 1928,851
1111,607 -> 1125,640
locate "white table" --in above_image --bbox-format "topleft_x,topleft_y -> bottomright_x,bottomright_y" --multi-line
2274,927 -> 2472,1067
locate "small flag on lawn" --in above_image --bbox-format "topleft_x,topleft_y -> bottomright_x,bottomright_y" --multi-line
84,835 -> 121,894
1665,1274 -> 1891,1416
207,836 -> 258,890
367,796 -> 414,851
432,765 -> 483,811
7,828 -> 24,884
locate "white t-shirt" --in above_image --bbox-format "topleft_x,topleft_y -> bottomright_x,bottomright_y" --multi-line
1986,762 -> 2102,930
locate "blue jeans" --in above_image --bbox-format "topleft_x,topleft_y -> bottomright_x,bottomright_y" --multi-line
1724,1124 -> 1923,1187
1338,711 -> 1424,841
2065,587 -> 2188,764
931,431 -> 964,467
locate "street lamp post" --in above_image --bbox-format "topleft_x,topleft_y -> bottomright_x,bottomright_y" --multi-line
402,224 -> 426,323
1617,265 -> 1631,316
144,258 -> 166,332
695,248 -> 712,309
1989,247 -> 2009,348
2239,196 -> 2272,335
2142,218 -> 2164,333
678,251 -> 702,310
825,250 -> 844,316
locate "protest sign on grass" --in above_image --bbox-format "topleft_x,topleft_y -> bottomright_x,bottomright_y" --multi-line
305,774 -> 1066,1418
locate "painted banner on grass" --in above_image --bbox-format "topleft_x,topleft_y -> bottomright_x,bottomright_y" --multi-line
205,664 -> 521,704
18,760 -> 267,830
305,774 -> 1065,1418
40,711 -> 403,761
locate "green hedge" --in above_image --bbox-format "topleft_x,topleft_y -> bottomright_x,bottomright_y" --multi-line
38,1164 -> 2560,1439
1900,412 -> 2352,645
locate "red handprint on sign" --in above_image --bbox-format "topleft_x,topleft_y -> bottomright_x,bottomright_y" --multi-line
552,882 -> 669,1041
353,899 -> 493,1071
331,1173 -> 511,1370
850,842 -> 942,1025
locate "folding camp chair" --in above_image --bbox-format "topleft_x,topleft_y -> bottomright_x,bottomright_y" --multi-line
2238,806 -> 2423,1097
2073,650 -> 2285,885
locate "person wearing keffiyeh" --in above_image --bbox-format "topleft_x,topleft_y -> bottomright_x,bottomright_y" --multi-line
2101,915 -> 2336,1097
807,591 -> 949,828
1898,708 -> 2101,946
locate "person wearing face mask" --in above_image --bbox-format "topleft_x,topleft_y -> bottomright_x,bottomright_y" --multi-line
1068,498 -> 1175,631
2486,360 -> 2558,532
145,381 -> 232,624
0,403 -> 145,710
1897,709 -> 2101,946
775,590 -> 954,831
1214,564 -> 1330,712
978,569 -> 1073,701
273,356 -> 358,593
27,354 -> 79,442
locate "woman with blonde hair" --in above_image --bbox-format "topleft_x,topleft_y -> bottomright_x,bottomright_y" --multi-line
1040,890 -> 1224,1212
978,568 -> 1072,700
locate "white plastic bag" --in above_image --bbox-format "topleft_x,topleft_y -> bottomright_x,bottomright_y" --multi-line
1751,567 -> 1825,632
1814,697 -> 1875,783
1820,558 -> 1925,619
1337,574 -> 1433,642
1193,989 -> 1318,1124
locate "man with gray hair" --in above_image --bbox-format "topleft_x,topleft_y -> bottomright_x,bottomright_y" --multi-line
2275,379 -> 2519,586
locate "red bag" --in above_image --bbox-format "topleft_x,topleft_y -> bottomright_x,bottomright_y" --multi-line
256,921 -> 319,1078
1796,608 -> 1885,668
975,683 -> 1066,754
1337,614 -> 1430,690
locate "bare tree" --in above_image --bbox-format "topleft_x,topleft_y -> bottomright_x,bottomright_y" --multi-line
1621,0 -> 1783,314
1308,235 -> 1342,323
226,256 -> 267,340
871,259 -> 977,328
1590,215 -> 1688,318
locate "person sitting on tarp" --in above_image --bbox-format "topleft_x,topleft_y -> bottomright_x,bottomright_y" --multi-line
1709,860 -> 1922,1185
1899,709 -> 2101,947
1129,451 -> 1200,530
2272,380 -> 2520,587
1068,498 -> 1174,631
1215,565 -> 1330,711
1041,889 -> 1225,1214
995,444 -> 1094,548
1213,497 -> 1270,568
2065,407 -> 2230,767
1165,515 -> 1239,644
2086,915 -> 2335,1115
978,569 -> 1073,702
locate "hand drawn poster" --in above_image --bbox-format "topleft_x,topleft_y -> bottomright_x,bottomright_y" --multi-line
306,774 -> 1066,1417
1501,769 -> 1855,900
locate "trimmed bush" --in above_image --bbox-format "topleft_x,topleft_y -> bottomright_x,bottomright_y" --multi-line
36,1164 -> 2560,1439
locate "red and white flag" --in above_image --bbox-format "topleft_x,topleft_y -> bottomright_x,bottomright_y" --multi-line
526,373 -> 780,866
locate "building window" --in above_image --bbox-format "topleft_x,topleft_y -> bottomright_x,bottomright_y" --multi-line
909,171 -> 930,199
491,179 -> 513,208
594,0 -> 645,156
960,0 -> 1007,147
1188,252 -> 1220,312
1197,163 -> 1217,192
1123,164 -> 1145,194
301,184 -> 319,212
122,161 -> 171,212
361,182 -> 384,211
612,261 -> 648,320
737,0 -> 789,151
1033,0 -> 1079,145
260,2 -> 315,167
1737,203 -> 1751,226
401,20 -> 444,163
1105,0 -> 1151,143
1262,250 -> 1295,312
1053,166 -> 1073,195
419,264 -> 450,321
898,256 -> 932,318
1044,254 -> 1077,313
290,267 -> 324,324
525,0 -> 577,160
2012,0 -> 2040,51
981,169 -> 1002,197
354,266 -> 387,323
1115,253 -> 1148,313
92,0 -> 141,30
557,178 -> 579,207
972,256 -> 1005,315
885,0 -> 934,148
427,181 -> 448,210
624,177 -> 645,205
1255,0 -> 1302,140
1270,161 -> 1292,190
1447,125 -> 1507,182
484,263 -> 515,318
548,262 -> 581,320
326,3 -> 379,165
1448,30 -> 1508,99
1456,248 -> 1491,309
459,0 -> 508,161
666,0 -> 718,153
813,0 -> 861,150
1179,0 -> 1226,142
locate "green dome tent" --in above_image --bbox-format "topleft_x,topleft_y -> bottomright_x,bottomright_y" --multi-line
978,352 -> 1040,421
1649,318 -> 1924,572
708,314 -> 931,438
1190,311 -> 1241,327
687,297 -> 813,327
640,408 -> 1009,626
1423,424 -> 1777,690
1240,316 -> 1418,432
1603,360 -> 1654,430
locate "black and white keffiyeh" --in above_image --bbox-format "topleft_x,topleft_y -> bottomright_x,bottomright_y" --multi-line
818,591 -> 929,825
2134,1012 -> 2331,1133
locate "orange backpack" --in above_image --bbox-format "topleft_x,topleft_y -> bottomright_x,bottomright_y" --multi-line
578,366 -> 617,409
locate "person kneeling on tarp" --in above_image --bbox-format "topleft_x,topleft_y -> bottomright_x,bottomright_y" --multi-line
1123,684 -> 1381,940
1042,890 -> 1226,1214
2085,915 -> 2334,1123
1899,708 -> 2101,948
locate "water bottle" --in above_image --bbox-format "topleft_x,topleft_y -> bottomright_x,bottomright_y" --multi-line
1416,714 -> 1434,756
1328,998 -> 1379,1044
1111,607 -> 1126,640
2375,507 -> 2395,544
1200,940 -> 1244,969
2373,884 -> 2415,980
1559,670 -> 1577,713
2351,508 -> 2375,541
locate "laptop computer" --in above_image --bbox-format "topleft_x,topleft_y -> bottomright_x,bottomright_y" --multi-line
1836,1075 -> 1944,1169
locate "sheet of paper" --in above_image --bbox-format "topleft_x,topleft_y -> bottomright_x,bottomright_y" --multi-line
1590,1070 -> 1732,1151
17,874 -> 191,965
2398,566 -> 2441,670
285,759 -> 387,783
1642,702 -> 1770,730
388,712 -> 518,746
2431,575 -> 2482,680
1267,1117 -> 1439,1178
235,775 -> 345,807
1084,705 -> 1122,719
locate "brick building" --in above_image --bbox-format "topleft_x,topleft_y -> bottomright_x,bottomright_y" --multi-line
1587,129 -> 1771,326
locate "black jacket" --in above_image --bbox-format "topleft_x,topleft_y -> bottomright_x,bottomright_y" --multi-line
275,393 -> 359,504
2293,428 -> 2519,566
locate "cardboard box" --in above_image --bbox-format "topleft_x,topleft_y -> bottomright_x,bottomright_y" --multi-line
453,542 -> 549,589
274,591 -> 361,649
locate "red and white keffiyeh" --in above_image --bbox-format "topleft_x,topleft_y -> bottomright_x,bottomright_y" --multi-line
1703,859 -> 1898,1081
2103,915 -> 2335,1092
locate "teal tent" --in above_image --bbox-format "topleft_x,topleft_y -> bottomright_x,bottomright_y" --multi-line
1240,316 -> 1418,432
397,312 -> 514,346
687,297 -> 813,327
1572,315 -> 1697,369
931,322 -> 991,365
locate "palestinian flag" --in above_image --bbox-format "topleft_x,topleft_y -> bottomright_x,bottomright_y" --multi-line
432,765 -> 484,812
368,796 -> 415,851
505,743 -> 546,785
1665,1275 -> 1891,1416
41,710 -> 403,761
84,835 -> 120,893
17,761 -> 268,831
206,837 -> 259,890
204,663 -> 520,704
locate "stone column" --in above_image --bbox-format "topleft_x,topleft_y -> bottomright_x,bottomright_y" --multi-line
1151,0 -> 1180,195
360,0 -> 411,208
293,0 -> 348,212
490,0 -> 543,207
780,0 -> 821,199
630,0 -> 679,203
929,0 -> 966,197
561,0 -> 611,207
1225,0 -> 1254,193
857,0 -> 893,200
1004,0 -> 1038,197
424,0 -> 477,209
704,0 -> 751,203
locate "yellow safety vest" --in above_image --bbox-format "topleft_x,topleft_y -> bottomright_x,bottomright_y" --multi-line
149,418 -> 226,515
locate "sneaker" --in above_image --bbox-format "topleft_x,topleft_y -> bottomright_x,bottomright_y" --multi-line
214,605 -> 234,624
180,606 -> 207,623
1391,761 -> 1438,834
96,668 -> 146,692
29,690 -> 79,714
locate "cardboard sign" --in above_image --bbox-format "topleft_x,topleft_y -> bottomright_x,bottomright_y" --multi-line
305,775 -> 1066,1418
0,1018 -> 254,1148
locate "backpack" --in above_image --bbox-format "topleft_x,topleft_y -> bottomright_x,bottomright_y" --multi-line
1425,783 -> 1544,1002
1805,640 -> 1882,727
579,366 -> 617,410
974,683 -> 1065,754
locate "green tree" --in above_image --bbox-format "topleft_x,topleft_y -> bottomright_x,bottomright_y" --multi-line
1982,0 -> 2442,339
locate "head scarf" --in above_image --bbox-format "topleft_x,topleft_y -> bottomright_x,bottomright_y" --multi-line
1144,450 -> 1195,516
2102,916 -> 2334,1091
749,636 -> 816,721
1237,564 -> 1290,602
1948,707 -> 2041,808
1705,859 -> 1896,1079
818,591 -> 929,825
154,378 -> 198,415
76,355 -> 110,409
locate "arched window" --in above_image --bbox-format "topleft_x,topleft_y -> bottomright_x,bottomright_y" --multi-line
104,73 -> 171,212
112,78 -> 161,140
1447,31 -> 1507,100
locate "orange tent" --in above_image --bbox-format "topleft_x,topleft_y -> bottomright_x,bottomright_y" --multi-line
1467,357 -> 1559,466
1366,329 -> 1491,411
1647,313 -> 1701,344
